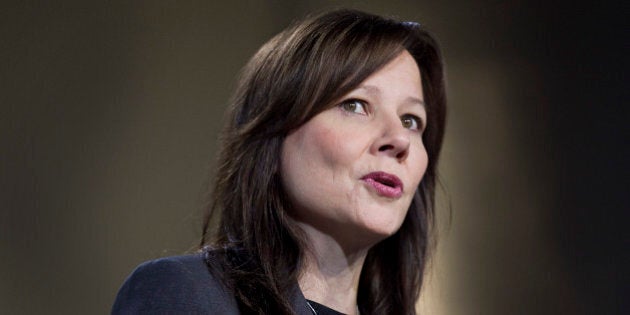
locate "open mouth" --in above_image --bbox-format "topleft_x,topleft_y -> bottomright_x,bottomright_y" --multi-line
361,171 -> 403,198
375,177 -> 398,188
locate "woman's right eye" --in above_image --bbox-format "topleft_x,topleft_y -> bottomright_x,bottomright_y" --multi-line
339,99 -> 368,115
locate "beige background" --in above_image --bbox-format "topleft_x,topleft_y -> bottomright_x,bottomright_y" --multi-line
1,1 -> 625,314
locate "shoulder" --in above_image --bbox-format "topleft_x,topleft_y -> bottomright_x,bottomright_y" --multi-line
111,253 -> 238,314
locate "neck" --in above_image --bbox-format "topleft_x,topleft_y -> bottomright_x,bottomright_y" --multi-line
297,223 -> 369,315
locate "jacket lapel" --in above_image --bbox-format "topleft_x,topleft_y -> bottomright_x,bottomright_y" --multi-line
289,283 -> 313,315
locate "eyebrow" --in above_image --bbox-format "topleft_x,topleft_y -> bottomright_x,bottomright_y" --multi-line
357,84 -> 426,108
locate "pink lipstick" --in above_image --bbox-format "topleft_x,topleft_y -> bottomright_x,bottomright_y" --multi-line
361,171 -> 403,198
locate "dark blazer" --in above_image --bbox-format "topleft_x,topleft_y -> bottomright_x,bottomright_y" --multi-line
112,253 -> 313,314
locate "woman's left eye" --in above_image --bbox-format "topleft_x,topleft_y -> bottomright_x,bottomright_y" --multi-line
401,114 -> 423,131
339,99 -> 368,115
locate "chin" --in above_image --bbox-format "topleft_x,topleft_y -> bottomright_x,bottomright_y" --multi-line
367,222 -> 404,238
354,215 -> 406,244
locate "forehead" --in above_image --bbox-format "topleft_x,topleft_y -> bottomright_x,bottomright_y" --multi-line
363,50 -> 421,86
355,84 -> 425,109
351,51 -> 424,105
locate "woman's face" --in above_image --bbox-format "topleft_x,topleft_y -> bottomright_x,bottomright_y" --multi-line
281,50 -> 428,244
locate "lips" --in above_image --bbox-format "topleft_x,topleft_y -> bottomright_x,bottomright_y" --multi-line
361,171 -> 403,198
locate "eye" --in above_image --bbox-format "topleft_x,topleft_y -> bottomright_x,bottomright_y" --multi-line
339,99 -> 368,115
401,114 -> 423,131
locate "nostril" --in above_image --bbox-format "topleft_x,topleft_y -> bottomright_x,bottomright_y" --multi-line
379,144 -> 394,152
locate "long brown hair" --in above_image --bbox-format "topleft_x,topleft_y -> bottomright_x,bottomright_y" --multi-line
201,9 -> 446,314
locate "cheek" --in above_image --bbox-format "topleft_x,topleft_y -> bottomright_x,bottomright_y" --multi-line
409,143 -> 429,186
290,119 -> 364,172
311,125 -> 343,168
280,122 -> 346,203
280,116 -> 368,216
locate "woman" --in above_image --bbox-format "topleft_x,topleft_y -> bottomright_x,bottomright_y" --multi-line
113,8 -> 446,315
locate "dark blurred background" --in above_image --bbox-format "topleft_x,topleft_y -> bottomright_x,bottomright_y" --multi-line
1,1 -> 626,314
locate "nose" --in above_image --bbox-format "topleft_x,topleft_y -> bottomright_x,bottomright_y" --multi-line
371,116 -> 411,162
